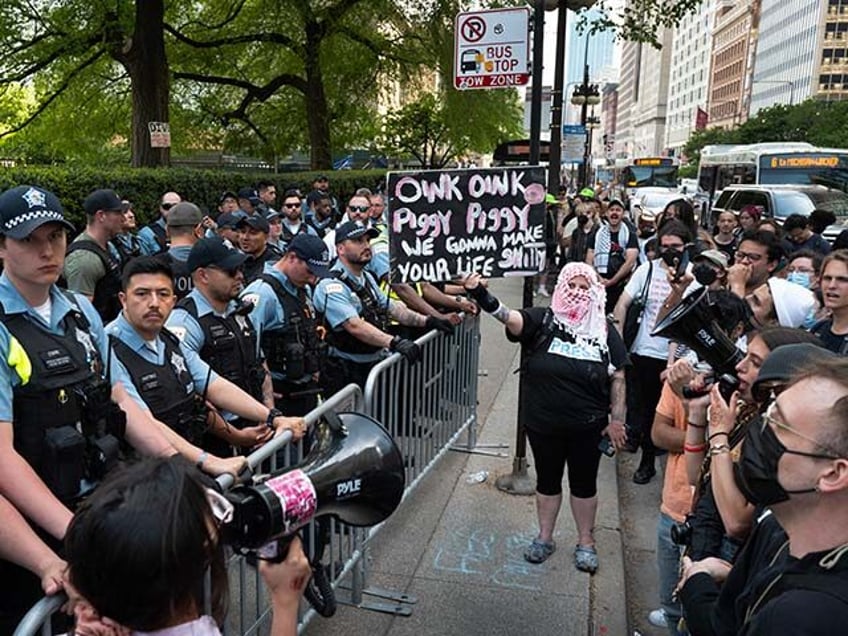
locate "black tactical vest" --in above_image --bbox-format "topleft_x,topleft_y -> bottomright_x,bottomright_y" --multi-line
147,219 -> 168,253
320,271 -> 388,355
65,239 -> 123,322
110,329 -> 204,443
0,295 -> 119,503
155,251 -> 193,300
176,296 -> 265,400
243,244 -> 284,284
109,234 -> 142,270
258,274 -> 324,381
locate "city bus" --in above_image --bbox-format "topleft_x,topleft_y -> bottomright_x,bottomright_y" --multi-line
697,142 -> 848,205
619,157 -> 680,190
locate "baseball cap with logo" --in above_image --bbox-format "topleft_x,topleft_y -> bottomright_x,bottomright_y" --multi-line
167,202 -> 203,227
187,236 -> 247,272
237,187 -> 261,206
335,220 -> 379,244
0,185 -> 75,239
83,189 -> 123,216
287,234 -> 331,278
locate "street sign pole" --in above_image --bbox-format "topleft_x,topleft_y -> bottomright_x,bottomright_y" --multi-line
495,0 -> 545,497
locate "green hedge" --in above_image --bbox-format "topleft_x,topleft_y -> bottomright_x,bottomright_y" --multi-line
0,166 -> 388,228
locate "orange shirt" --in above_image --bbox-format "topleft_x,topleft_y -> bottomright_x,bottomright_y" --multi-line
656,382 -> 695,522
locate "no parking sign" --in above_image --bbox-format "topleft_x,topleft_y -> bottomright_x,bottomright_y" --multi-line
454,8 -> 530,90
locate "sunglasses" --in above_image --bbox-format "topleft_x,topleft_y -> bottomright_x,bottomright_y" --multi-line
283,203 -> 301,209
348,205 -> 370,213
161,202 -> 178,211
207,264 -> 243,277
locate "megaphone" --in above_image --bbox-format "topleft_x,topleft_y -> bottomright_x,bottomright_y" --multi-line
223,411 -> 405,550
652,287 -> 744,399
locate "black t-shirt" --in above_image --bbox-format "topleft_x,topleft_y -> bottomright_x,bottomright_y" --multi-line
811,319 -> 848,355
507,307 -> 628,433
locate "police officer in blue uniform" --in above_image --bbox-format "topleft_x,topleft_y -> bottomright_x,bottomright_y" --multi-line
0,185 -> 246,633
241,233 -> 331,415
167,237 -> 275,455
106,256 -> 306,453
313,221 -> 454,397
138,191 -> 181,255
155,201 -> 204,300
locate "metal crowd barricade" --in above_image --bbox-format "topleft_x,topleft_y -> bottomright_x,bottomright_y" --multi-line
15,315 -> 484,634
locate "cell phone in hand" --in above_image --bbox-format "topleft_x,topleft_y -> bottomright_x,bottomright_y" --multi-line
598,434 -> 615,458
674,248 -> 690,281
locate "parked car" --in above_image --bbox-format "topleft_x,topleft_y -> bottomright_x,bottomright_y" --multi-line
708,184 -> 848,243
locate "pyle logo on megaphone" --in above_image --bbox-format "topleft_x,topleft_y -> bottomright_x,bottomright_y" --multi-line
336,478 -> 362,498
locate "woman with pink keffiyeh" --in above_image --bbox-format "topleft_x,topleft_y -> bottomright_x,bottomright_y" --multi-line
464,263 -> 628,573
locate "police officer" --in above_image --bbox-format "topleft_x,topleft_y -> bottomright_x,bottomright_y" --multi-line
106,256 -> 306,452
0,185 -> 244,633
63,188 -> 125,322
156,201 -> 204,300
110,199 -> 142,269
241,233 -> 330,416
138,191 -> 181,255
278,189 -> 318,249
167,237 -> 275,455
237,214 -> 284,283
313,221 -> 454,397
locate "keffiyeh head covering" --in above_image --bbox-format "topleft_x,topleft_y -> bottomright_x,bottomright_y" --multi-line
550,262 -> 608,352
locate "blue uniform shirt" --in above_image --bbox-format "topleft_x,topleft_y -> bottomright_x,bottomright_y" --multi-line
313,261 -> 390,363
105,312 -> 218,412
240,263 -> 313,382
0,274 -> 142,421
137,217 -> 167,255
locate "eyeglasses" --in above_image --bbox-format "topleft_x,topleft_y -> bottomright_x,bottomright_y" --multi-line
735,250 -> 764,263
283,203 -> 300,209
161,202 -> 178,211
761,402 -> 843,459
348,205 -> 370,213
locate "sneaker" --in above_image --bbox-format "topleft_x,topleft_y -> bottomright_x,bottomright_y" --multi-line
524,538 -> 556,564
648,609 -> 668,628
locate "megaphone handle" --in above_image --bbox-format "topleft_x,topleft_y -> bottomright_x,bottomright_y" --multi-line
247,535 -> 294,565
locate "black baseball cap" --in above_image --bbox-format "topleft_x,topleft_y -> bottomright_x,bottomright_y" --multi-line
751,343 -> 836,403
83,189 -> 123,216
187,236 -> 247,272
0,185 -> 75,239
237,187 -> 261,205
217,210 -> 246,229
287,234 -> 331,278
236,214 -> 270,234
218,190 -> 238,205
335,220 -> 379,244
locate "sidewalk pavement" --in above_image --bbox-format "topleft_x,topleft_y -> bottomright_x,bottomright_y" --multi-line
304,277 -> 628,636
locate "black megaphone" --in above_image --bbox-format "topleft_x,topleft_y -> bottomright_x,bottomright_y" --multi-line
652,288 -> 744,398
223,411 -> 405,550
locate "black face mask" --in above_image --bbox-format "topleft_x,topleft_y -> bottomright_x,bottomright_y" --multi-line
577,214 -> 589,227
639,227 -> 656,239
660,248 -> 683,268
693,262 -> 718,287
734,415 -> 835,506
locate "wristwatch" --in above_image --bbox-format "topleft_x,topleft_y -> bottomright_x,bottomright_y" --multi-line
266,408 -> 283,430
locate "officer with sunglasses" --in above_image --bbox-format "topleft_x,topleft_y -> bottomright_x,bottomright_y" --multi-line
138,191 -> 182,256
277,189 -> 319,250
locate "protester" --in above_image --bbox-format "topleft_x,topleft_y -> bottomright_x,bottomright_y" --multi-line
613,220 -> 696,484
712,210 -> 738,263
727,230 -> 784,298
586,198 -> 639,313
63,188 -> 125,321
745,277 -> 816,331
736,204 -> 761,235
678,356 -> 848,634
811,249 -> 848,354
691,249 -> 729,290
66,457 -> 310,636
464,263 -> 627,573
782,213 -> 831,255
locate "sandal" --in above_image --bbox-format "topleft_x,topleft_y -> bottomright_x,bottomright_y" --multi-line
524,538 -> 556,564
574,544 -> 598,574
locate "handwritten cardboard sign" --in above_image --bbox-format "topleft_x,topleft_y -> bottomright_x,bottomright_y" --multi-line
387,166 -> 547,283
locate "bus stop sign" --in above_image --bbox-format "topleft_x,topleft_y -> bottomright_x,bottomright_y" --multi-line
454,8 -> 530,90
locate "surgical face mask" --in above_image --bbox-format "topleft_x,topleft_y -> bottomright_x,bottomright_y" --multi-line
786,271 -> 812,289
734,410 -> 836,506
693,262 -> 718,287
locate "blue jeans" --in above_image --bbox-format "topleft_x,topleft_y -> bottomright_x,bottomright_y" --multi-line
657,512 -> 688,636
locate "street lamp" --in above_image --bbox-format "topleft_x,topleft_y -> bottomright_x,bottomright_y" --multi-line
570,32 -> 601,188
752,79 -> 795,106
584,113 -> 600,186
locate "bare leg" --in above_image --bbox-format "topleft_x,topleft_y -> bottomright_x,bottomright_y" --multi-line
569,494 -> 598,546
536,492 -> 562,542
